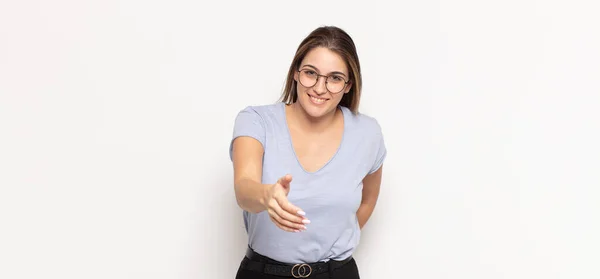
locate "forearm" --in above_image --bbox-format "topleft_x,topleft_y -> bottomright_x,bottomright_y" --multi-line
356,203 -> 376,229
234,177 -> 269,214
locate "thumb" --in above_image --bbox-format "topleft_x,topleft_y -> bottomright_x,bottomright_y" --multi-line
277,174 -> 293,190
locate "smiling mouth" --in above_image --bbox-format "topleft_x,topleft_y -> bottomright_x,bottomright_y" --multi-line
307,93 -> 328,104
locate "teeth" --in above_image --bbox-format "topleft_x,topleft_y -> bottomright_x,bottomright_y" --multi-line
310,95 -> 326,104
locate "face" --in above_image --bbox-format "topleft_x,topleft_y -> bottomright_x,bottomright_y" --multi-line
293,46 -> 352,119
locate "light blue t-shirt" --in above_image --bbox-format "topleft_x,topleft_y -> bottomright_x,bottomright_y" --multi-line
229,101 -> 386,264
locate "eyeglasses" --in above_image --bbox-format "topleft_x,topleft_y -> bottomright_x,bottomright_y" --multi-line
297,69 -> 349,94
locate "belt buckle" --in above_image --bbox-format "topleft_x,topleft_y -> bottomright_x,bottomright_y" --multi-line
291,263 -> 312,278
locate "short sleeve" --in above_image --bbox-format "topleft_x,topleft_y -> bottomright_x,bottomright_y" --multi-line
228,106 -> 266,161
368,121 -> 387,174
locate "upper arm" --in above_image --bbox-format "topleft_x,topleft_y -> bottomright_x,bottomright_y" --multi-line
368,119 -> 387,175
362,164 -> 383,205
229,107 -> 267,186
362,118 -> 387,204
231,137 -> 264,186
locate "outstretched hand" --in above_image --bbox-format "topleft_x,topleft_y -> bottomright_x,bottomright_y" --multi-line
263,174 -> 310,232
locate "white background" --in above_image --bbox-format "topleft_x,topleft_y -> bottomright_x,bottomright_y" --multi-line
1,1 -> 599,278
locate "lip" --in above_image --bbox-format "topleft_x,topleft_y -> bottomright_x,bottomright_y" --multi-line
307,92 -> 329,101
307,93 -> 329,106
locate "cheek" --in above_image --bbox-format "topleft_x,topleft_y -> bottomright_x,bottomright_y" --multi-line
296,84 -> 304,95
296,83 -> 310,95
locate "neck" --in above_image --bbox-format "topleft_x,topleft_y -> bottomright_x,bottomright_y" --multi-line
287,102 -> 338,133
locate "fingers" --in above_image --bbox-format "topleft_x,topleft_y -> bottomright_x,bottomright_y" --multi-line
274,196 -> 308,224
275,195 -> 306,222
268,211 -> 306,232
269,214 -> 294,232
267,196 -> 310,232
268,174 -> 311,232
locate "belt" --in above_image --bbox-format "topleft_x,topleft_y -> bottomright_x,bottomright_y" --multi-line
240,247 -> 353,278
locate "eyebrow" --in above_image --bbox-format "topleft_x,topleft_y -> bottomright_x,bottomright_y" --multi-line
300,64 -> 348,78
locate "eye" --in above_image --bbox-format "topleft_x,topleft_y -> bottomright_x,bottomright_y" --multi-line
305,70 -> 317,76
330,75 -> 344,82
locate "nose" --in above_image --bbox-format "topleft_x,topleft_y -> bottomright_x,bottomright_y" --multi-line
313,75 -> 328,95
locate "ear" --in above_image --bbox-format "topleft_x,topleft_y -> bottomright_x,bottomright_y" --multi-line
294,71 -> 299,82
343,81 -> 353,94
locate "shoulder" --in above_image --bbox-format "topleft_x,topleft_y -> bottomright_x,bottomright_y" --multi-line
342,106 -> 383,136
341,106 -> 387,174
235,102 -> 284,122
230,102 -> 284,160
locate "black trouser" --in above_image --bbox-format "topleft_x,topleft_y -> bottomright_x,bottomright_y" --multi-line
235,248 -> 360,279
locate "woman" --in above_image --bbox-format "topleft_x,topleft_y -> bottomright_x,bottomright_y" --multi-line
229,26 -> 386,279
